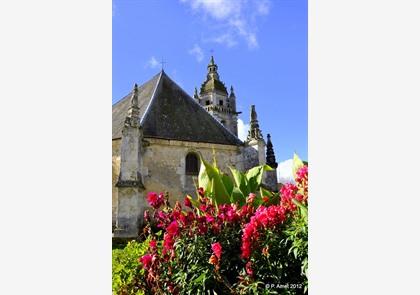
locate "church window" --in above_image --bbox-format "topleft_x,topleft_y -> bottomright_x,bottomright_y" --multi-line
219,100 -> 223,106
206,100 -> 210,105
185,153 -> 200,175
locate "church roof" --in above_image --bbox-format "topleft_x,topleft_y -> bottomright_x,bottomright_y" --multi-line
112,71 -> 243,146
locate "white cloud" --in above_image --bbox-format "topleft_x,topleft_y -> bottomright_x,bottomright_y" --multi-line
180,0 -> 270,49
209,33 -> 238,48
237,118 -> 249,141
256,0 -> 270,15
145,56 -> 159,69
188,44 -> 204,62
277,159 -> 296,185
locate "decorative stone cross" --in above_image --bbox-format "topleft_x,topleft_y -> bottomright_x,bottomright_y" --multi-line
160,58 -> 167,70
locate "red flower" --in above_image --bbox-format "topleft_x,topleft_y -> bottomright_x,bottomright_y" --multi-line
211,242 -> 222,259
262,196 -> 270,203
184,196 -> 192,208
198,187 -> 205,197
206,214 -> 215,223
167,221 -> 179,236
147,192 -> 164,209
163,233 -> 174,255
139,254 -> 153,270
149,239 -> 157,250
246,261 -> 253,276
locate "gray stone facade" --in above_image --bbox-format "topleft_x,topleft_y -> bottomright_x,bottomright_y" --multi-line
112,57 -> 278,237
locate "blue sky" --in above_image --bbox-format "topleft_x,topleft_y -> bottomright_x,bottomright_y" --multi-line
113,0 -> 307,166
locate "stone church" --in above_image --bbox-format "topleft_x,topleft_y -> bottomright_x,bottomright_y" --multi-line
112,56 -> 278,237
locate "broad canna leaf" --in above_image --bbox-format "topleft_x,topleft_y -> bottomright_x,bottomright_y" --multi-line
230,187 -> 246,205
229,166 -> 250,196
198,157 -> 230,204
246,164 -> 272,193
221,173 -> 234,196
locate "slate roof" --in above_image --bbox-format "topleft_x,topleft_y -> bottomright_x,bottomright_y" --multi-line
112,71 -> 243,146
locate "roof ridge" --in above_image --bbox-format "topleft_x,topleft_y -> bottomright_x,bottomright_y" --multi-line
165,74 -> 242,145
139,71 -> 164,125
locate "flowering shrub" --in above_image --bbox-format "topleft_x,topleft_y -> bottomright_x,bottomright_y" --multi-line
114,154 -> 308,294
112,239 -> 150,295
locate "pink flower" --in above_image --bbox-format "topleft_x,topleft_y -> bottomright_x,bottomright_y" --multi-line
147,192 -> 164,209
247,193 -> 256,204
206,214 -> 215,223
184,196 -> 192,208
246,261 -> 253,276
163,233 -> 174,255
139,254 -> 153,269
296,165 -> 308,183
167,221 -> 179,236
211,242 -> 222,259
149,239 -> 157,250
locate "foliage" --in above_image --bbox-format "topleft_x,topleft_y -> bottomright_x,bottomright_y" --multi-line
112,154 -> 308,295
197,156 -> 275,206
112,239 -> 150,295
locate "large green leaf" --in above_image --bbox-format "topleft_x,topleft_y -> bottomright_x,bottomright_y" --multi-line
229,167 -> 250,196
292,153 -> 304,181
246,164 -> 272,193
198,157 -> 230,204
230,187 -> 246,205
221,173 -> 234,196
198,159 -> 211,194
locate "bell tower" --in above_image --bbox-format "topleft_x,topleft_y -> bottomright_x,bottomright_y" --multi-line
196,56 -> 239,136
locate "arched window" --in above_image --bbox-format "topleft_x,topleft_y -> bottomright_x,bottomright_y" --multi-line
185,153 -> 200,175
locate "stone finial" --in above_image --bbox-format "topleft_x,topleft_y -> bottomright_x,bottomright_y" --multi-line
266,134 -> 278,168
130,83 -> 139,107
207,55 -> 220,81
126,83 -> 140,127
246,105 -> 263,141
209,55 -> 215,66
229,85 -> 235,97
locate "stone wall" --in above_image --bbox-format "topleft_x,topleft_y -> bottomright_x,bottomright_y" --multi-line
112,139 -> 122,225
141,138 -> 243,203
112,138 -> 263,226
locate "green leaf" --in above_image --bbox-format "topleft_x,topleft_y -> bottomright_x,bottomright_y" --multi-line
198,157 -> 230,204
246,164 -> 272,193
292,153 -> 304,181
193,272 -> 206,284
221,173 -> 234,196
230,187 -> 246,205
229,166 -> 250,196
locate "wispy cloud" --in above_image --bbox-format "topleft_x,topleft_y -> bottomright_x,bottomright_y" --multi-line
237,118 -> 249,141
188,44 -> 204,62
180,0 -> 271,49
145,56 -> 159,69
208,33 -> 237,48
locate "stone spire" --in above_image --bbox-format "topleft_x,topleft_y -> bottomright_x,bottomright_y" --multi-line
199,56 -> 227,95
266,134 -> 278,168
207,55 -> 220,80
126,83 -> 140,127
246,105 -> 263,141
229,86 -> 235,97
